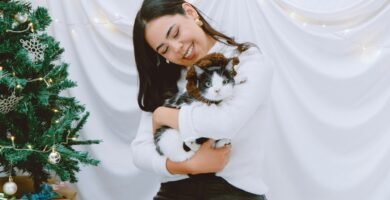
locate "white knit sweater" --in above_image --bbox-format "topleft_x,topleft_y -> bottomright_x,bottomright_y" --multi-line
131,41 -> 274,195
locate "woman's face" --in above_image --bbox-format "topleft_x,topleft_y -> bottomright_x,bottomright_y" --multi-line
144,3 -> 215,66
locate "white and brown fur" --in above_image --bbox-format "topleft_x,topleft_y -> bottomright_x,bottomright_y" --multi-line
154,53 -> 244,162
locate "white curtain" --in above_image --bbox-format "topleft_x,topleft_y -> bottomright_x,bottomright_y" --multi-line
31,0 -> 390,199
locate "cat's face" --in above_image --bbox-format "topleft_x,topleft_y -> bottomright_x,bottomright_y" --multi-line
194,64 -> 235,101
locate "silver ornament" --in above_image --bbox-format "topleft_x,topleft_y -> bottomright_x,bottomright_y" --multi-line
48,149 -> 61,164
20,34 -> 48,63
14,13 -> 28,23
0,93 -> 23,114
2,177 -> 17,196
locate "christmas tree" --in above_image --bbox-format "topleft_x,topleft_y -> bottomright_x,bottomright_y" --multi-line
0,0 -> 100,196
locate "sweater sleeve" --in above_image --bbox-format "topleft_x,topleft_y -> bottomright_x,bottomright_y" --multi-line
179,48 -> 274,140
131,112 -> 183,178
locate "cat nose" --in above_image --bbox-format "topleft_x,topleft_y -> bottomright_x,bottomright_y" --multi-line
215,89 -> 220,93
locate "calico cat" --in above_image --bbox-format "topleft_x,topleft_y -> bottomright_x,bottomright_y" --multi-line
154,53 -> 244,162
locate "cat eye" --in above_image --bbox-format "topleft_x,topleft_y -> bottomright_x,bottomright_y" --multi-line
223,80 -> 230,84
205,81 -> 211,87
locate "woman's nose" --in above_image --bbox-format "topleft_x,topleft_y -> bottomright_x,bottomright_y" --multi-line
171,41 -> 183,53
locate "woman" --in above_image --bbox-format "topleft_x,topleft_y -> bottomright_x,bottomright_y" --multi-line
131,0 -> 274,199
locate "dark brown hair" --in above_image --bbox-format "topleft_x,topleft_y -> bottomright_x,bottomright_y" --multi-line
133,0 -> 251,112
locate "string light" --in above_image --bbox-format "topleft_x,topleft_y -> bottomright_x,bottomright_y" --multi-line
275,0 -> 386,60
6,22 -> 34,33
289,11 -> 296,19
10,136 -> 15,148
0,131 -> 79,153
71,29 -> 77,37
28,76 -> 53,87
343,29 -> 350,35
51,16 -> 124,33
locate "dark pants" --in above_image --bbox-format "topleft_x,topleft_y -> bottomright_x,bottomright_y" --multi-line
154,173 -> 267,200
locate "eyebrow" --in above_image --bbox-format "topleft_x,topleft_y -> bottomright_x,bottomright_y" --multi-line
155,24 -> 176,52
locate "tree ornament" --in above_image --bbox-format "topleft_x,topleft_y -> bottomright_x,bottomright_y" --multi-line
14,13 -> 28,23
6,131 -> 12,139
0,93 -> 23,114
48,147 -> 61,164
20,34 -> 48,63
2,177 -> 17,196
12,21 -> 19,29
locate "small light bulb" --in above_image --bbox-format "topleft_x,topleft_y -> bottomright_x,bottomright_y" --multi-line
10,136 -> 15,141
53,109 -> 59,113
27,145 -> 32,149
16,85 -> 22,89
39,77 -> 43,81
289,12 -> 296,19
71,137 -> 77,141
55,120 -> 60,123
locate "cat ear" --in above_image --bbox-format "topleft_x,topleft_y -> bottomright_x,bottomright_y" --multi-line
226,57 -> 239,76
225,59 -> 235,72
193,65 -> 204,77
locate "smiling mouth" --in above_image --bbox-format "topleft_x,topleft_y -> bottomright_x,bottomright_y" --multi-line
183,43 -> 194,59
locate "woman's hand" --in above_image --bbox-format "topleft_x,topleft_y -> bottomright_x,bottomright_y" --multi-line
166,140 -> 231,175
152,106 -> 180,133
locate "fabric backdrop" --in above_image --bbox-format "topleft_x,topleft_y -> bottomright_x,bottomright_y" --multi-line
30,0 -> 390,199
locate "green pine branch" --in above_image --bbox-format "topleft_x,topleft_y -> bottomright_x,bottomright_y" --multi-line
0,0 -> 101,190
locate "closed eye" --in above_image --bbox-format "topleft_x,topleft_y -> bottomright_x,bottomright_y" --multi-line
223,80 -> 230,84
161,29 -> 179,54
161,46 -> 169,54
173,29 -> 179,38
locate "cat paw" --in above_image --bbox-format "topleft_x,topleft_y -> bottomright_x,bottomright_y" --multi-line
214,139 -> 231,148
184,140 -> 201,152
